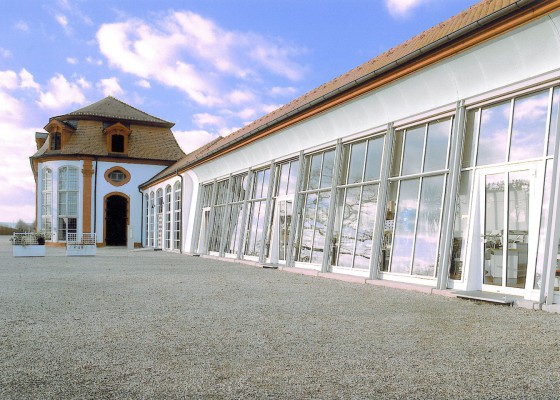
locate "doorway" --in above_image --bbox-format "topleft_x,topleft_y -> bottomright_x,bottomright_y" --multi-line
478,163 -> 540,294
105,194 -> 128,246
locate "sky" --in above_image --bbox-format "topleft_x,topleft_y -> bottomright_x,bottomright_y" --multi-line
0,0 -> 479,223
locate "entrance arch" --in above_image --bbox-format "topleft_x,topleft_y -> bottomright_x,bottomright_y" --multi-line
104,193 -> 129,246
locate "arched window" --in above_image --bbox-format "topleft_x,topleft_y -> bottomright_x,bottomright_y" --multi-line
149,192 -> 155,247
173,181 -> 181,250
41,168 -> 52,235
165,185 -> 172,249
58,166 -> 79,241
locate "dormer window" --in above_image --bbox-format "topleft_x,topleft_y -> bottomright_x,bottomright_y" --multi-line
103,122 -> 131,155
51,132 -> 61,150
44,119 -> 75,152
111,135 -> 125,153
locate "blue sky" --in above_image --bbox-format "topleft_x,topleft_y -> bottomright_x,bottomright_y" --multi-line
0,0 -> 479,223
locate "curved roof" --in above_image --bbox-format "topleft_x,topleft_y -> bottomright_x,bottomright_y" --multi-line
52,96 -> 174,128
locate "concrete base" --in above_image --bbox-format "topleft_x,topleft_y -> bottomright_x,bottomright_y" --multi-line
12,245 -> 46,257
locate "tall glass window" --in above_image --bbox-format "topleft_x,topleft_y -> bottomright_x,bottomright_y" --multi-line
173,182 -> 181,250
165,185 -> 172,249
456,87 -> 558,284
244,168 -> 270,257
209,180 -> 229,253
333,136 -> 384,269
58,166 -> 79,241
156,188 -> 163,248
144,194 -> 149,247
265,158 -> 300,259
224,173 -> 248,255
382,119 -> 452,276
149,192 -> 155,246
41,168 -> 52,235
295,149 -> 335,264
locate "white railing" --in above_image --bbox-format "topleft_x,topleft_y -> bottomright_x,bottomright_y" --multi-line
12,232 -> 43,246
67,233 -> 96,246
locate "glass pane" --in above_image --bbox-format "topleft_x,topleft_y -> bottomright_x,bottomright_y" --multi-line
381,182 -> 398,272
320,150 -> 335,189
390,179 -> 420,274
298,193 -> 317,262
507,170 -> 530,289
535,160 -> 553,289
347,142 -> 366,184
412,176 -> 445,276
278,200 -> 292,261
401,126 -> 425,176
477,101 -> 510,166
354,184 -> 378,269
509,90 -> 549,161
261,169 -> 270,199
278,163 -> 290,196
390,130 -> 404,178
307,154 -> 322,190
451,171 -> 473,280
287,160 -> 299,195
462,109 -> 479,168
424,119 -> 451,172
311,192 -> 331,264
547,87 -> 559,156
337,187 -> 361,267
484,173 -> 505,286
364,137 -> 384,182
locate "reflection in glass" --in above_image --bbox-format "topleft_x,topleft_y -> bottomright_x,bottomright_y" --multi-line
298,194 -> 317,262
507,171 -> 530,288
312,193 -> 331,263
307,154 -> 322,190
391,131 -> 404,177
477,101 -> 510,166
462,110 -> 479,168
390,179 -> 420,274
424,120 -> 451,172
320,150 -> 335,188
483,173 -> 505,286
547,87 -> 560,156
278,201 -> 292,261
347,142 -> 366,184
450,171 -> 473,280
535,161 -> 553,289
364,137 -> 384,182
337,187 -> 361,267
287,160 -> 299,195
412,176 -> 444,276
510,90 -> 549,162
354,184 -> 378,269
401,126 -> 425,176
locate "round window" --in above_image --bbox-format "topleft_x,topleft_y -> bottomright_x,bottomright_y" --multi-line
108,170 -> 126,182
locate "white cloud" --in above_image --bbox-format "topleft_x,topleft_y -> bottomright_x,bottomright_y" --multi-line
0,71 -> 18,90
86,57 -> 103,66
173,129 -> 221,154
0,91 -> 40,222
270,86 -> 297,97
0,47 -> 12,58
55,14 -> 72,34
66,57 -> 78,65
385,0 -> 429,17
19,69 -> 40,91
38,73 -> 87,110
76,77 -> 91,89
96,11 -> 306,108
14,21 -> 29,32
97,77 -> 124,97
136,79 -> 151,89
193,113 -> 226,129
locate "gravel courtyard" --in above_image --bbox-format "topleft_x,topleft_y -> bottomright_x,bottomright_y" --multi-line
1,237 -> 560,399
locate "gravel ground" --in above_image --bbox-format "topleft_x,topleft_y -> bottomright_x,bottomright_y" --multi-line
1,236 -> 560,399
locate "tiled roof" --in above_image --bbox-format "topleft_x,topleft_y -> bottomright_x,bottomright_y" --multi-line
32,98 -> 185,162
142,0 -> 540,185
53,96 -> 174,128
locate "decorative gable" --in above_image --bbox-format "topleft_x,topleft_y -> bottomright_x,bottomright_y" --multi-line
103,122 -> 131,155
44,120 -> 76,151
